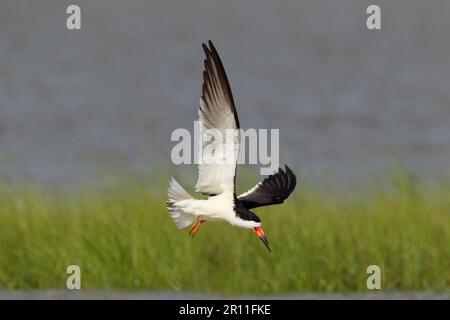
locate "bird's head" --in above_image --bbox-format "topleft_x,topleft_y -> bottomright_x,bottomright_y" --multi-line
234,202 -> 271,252
253,226 -> 271,252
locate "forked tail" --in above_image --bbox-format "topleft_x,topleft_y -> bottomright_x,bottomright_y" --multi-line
166,178 -> 196,228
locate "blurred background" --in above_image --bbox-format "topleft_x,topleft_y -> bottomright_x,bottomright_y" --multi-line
0,0 -> 450,297
1,0 -> 450,187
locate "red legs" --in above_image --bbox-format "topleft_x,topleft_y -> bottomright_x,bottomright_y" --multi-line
189,216 -> 201,235
189,215 -> 205,238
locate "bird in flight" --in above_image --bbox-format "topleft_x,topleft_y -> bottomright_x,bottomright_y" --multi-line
167,41 -> 297,252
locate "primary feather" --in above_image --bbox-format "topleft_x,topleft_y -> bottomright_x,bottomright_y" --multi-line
238,165 -> 297,209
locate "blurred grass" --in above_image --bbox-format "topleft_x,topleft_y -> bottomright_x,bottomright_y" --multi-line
0,174 -> 449,293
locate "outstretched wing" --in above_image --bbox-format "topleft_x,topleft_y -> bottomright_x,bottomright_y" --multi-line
195,40 -> 240,196
237,165 -> 297,209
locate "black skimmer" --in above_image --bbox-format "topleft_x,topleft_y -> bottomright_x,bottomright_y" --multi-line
167,41 -> 297,252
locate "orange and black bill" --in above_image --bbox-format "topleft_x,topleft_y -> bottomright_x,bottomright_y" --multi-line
254,227 -> 271,252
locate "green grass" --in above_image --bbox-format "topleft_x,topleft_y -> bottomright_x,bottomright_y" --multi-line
0,175 -> 449,293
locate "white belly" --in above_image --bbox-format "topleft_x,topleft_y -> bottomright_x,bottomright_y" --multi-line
176,193 -> 235,222
174,193 -> 260,229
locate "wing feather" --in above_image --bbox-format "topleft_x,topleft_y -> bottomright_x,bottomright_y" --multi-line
237,165 -> 297,209
195,41 -> 240,196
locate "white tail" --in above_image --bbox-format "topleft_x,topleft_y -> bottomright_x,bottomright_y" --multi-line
166,178 -> 196,228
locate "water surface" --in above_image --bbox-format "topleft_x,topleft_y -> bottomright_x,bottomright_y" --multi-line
1,0 -> 450,186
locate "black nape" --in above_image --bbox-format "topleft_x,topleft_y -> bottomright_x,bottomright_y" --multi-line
234,200 -> 261,222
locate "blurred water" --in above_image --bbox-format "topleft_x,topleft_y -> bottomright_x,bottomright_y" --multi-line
1,0 -> 450,186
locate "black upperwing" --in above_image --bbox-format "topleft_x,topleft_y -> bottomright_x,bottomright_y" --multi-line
237,165 -> 297,210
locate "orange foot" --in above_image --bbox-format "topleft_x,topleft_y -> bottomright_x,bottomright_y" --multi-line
189,216 -> 205,238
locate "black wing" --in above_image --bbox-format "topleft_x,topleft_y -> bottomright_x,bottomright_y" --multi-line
237,165 -> 297,209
